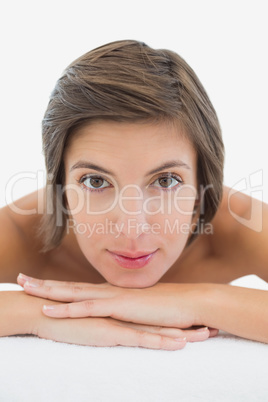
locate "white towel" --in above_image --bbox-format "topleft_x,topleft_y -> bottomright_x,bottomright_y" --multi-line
1,275 -> 268,402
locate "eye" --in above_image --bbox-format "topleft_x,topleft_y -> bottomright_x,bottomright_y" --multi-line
78,175 -> 111,191
151,174 -> 183,190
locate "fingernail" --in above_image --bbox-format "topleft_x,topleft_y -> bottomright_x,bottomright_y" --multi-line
196,327 -> 208,332
174,337 -> 187,342
43,305 -> 55,311
24,281 -> 40,288
18,273 -> 32,281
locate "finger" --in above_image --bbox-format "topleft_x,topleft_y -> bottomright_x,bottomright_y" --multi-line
23,281 -> 113,302
17,274 -> 78,288
114,321 -> 211,343
42,296 -> 167,324
112,325 -> 187,351
42,299 -> 113,316
158,327 -> 210,343
208,328 -> 219,337
42,302 -> 212,343
38,317 -> 186,350
17,273 -> 107,291
42,300 -> 216,343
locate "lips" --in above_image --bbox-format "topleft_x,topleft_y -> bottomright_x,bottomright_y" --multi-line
108,250 -> 157,259
107,249 -> 158,269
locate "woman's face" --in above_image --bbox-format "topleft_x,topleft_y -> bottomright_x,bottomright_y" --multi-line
64,120 -> 198,288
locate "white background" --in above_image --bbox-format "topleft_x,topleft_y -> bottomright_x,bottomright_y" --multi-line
0,0 -> 267,207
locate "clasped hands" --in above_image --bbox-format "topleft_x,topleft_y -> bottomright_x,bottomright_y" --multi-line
17,273 -> 218,350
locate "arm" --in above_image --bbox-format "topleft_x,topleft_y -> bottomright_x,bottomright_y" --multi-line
0,192 -> 210,349
0,290 -> 200,350
0,291 -> 50,337
198,191 -> 268,343
187,189 -> 268,342
19,275 -> 268,344
0,291 -> 30,336
200,283 -> 268,343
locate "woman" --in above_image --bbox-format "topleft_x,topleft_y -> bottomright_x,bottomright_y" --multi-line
1,40 -> 267,350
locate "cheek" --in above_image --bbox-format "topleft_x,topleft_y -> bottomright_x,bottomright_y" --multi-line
66,186 -> 118,215
173,185 -> 197,214
146,187 -> 197,237
150,212 -> 195,244
67,211 -> 107,269
68,212 -> 107,241
65,189 -> 108,244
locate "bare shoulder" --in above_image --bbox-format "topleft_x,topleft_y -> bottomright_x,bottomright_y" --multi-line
210,185 -> 268,281
163,185 -> 268,284
0,188 -> 48,282
0,188 -> 103,284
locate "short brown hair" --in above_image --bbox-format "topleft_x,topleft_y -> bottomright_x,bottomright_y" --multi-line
38,39 -> 224,253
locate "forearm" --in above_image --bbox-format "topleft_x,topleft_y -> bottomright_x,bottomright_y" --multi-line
199,284 -> 268,343
0,291 -> 54,337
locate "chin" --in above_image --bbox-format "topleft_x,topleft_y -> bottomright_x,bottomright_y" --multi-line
107,275 -> 160,289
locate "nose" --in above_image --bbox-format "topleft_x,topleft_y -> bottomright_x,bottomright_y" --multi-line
113,185 -> 150,239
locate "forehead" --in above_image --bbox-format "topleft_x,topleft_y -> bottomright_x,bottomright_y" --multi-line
64,120 -> 196,170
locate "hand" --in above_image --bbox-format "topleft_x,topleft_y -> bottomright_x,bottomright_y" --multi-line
18,273 -> 219,342
13,280 -> 189,350
23,292 -> 188,350
35,314 -> 217,350
35,315 -> 193,351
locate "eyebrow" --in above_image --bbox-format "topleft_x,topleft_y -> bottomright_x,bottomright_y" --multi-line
70,159 -> 191,177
